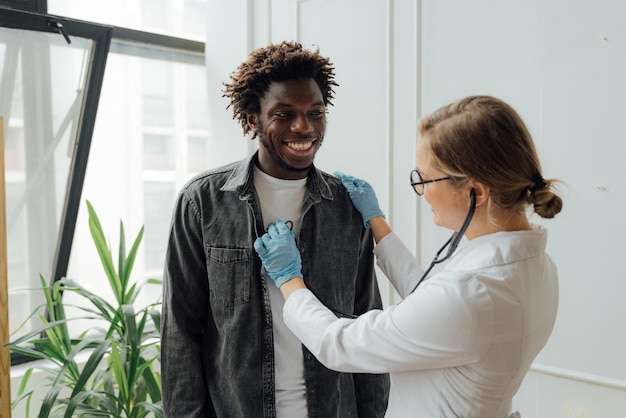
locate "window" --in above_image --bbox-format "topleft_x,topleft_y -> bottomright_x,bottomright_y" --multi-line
1,11 -> 111,353
57,2 -> 210,337
2,0 -> 209,362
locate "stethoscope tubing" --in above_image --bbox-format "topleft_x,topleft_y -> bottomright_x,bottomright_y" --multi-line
409,189 -> 476,293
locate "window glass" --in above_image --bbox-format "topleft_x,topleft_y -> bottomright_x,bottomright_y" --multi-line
144,182 -> 175,271
48,0 -> 208,41
187,134 -> 209,172
1,27 -> 93,341
142,61 -> 174,127
64,42 -> 209,336
185,64 -> 210,171
186,64 -> 209,129
144,133 -> 175,170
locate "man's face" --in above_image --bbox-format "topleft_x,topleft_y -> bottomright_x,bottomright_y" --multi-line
248,78 -> 326,180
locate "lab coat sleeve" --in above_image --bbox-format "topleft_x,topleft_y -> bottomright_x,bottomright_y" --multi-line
283,275 -> 493,374
374,232 -> 425,297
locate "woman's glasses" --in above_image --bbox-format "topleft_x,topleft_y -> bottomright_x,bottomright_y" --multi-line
410,169 -> 453,195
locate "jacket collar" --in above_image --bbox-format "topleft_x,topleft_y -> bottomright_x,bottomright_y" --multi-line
221,151 -> 333,201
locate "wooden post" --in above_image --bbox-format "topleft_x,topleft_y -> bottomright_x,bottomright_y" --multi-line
0,116 -> 11,418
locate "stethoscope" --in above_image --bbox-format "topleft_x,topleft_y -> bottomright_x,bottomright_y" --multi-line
318,188 -> 477,319
408,188 -> 476,293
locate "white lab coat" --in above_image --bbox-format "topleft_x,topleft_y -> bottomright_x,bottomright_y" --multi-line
283,226 -> 558,417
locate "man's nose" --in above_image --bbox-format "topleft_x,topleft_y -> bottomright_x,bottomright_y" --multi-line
291,114 -> 313,133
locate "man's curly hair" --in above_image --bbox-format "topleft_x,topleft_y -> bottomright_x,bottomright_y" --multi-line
222,41 -> 338,138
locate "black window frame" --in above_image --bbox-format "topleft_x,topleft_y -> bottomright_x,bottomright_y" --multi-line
1,6 -> 112,365
1,1 -> 204,366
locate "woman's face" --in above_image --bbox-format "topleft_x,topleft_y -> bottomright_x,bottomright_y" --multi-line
415,140 -> 470,231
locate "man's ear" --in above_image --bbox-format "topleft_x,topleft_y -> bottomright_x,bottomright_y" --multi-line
468,181 -> 490,207
247,114 -> 258,132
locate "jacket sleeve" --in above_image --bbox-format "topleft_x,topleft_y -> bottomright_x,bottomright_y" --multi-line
161,190 -> 214,416
351,228 -> 390,417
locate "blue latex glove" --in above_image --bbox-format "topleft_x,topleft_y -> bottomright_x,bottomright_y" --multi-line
254,219 -> 302,288
334,171 -> 385,228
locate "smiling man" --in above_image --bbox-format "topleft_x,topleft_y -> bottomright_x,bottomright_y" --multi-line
161,41 -> 390,418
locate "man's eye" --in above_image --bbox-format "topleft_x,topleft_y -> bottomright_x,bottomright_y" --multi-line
275,112 -> 289,118
309,110 -> 325,117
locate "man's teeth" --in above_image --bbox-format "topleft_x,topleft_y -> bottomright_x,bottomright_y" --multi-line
287,142 -> 313,151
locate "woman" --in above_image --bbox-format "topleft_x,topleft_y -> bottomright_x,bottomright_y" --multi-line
254,95 -> 563,417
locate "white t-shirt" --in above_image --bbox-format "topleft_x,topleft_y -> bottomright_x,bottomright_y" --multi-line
283,227 -> 558,418
253,165 -> 308,418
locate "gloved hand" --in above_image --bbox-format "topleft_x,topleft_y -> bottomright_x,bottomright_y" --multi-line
334,171 -> 385,228
254,219 -> 302,288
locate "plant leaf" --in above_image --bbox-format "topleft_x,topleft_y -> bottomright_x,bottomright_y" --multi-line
70,339 -> 112,397
87,200 -> 123,302
109,340 -> 130,407
140,357 -> 162,403
37,384 -> 64,418
122,304 -> 138,350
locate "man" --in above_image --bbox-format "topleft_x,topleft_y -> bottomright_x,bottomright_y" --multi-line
161,41 -> 390,417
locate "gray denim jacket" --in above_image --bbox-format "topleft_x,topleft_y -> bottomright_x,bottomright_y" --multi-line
161,152 -> 390,417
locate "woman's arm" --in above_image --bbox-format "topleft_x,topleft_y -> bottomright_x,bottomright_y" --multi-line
266,216 -> 393,301
368,216 -> 392,244
280,277 -> 307,299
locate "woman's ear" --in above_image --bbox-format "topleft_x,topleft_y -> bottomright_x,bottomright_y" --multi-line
468,181 -> 490,207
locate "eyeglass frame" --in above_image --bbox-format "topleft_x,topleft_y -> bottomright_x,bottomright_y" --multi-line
409,169 -> 454,195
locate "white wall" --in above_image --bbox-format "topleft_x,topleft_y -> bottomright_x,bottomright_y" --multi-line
205,0 -> 626,415
420,0 -> 626,415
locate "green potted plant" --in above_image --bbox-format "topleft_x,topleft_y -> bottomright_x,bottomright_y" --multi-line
8,200 -> 163,417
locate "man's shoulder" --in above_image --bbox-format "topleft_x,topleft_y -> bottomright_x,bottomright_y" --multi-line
182,160 -> 243,191
317,169 -> 340,184
312,168 -> 347,198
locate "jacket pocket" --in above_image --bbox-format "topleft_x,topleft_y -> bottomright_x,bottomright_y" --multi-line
206,247 -> 251,307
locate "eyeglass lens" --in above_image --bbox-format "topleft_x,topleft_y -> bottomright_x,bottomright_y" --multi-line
410,169 -> 424,195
